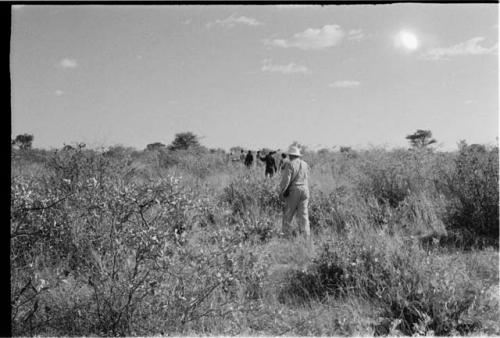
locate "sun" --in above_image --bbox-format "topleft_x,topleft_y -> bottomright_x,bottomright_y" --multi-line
396,30 -> 419,51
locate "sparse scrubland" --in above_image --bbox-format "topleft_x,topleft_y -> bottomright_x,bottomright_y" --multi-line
11,142 -> 499,336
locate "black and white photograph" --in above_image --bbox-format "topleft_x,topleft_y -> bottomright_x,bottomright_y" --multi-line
10,2 -> 499,336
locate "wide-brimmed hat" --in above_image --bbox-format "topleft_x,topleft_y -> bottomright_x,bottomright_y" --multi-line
287,146 -> 302,157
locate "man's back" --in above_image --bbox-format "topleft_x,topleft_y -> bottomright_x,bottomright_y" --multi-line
281,158 -> 309,189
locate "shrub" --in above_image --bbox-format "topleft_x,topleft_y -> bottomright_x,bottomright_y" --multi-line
220,173 -> 282,216
11,150 -> 205,335
444,142 -> 499,245
278,229 -> 494,335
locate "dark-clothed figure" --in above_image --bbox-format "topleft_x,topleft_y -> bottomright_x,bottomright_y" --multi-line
259,151 -> 278,177
244,151 -> 254,168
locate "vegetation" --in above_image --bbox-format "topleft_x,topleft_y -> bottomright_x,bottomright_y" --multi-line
168,132 -> 202,152
12,133 -> 34,150
10,133 -> 499,336
406,129 -> 437,149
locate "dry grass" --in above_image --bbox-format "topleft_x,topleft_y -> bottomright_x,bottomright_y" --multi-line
10,146 -> 499,336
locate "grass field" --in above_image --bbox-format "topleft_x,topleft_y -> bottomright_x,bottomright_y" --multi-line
10,143 -> 499,336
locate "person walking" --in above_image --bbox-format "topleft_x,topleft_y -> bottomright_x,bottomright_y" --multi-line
244,150 -> 254,168
259,151 -> 278,177
278,145 -> 310,241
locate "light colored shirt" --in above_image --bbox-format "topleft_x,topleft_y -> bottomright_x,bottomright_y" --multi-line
278,158 -> 309,195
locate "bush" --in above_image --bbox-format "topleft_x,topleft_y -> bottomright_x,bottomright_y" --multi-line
11,150 -> 204,335
444,143 -> 499,245
220,173 -> 282,216
11,149 -> 277,335
305,231 -> 494,335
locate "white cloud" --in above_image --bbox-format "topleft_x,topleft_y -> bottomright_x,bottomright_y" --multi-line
465,100 -> 474,104
54,90 -> 64,96
329,80 -> 361,88
347,29 -> 365,41
207,13 -> 262,28
261,61 -> 309,75
59,58 -> 78,69
421,37 -> 498,60
263,25 -> 345,50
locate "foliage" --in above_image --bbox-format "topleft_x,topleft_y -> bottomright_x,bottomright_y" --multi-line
13,133 -> 34,150
282,231 -> 498,336
220,172 -> 282,217
406,129 -> 437,149
10,140 -> 499,336
168,132 -> 201,151
145,142 -> 165,151
444,142 -> 499,245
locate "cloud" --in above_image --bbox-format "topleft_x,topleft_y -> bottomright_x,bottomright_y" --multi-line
261,60 -> 310,74
59,58 -> 78,69
329,80 -> 361,88
421,37 -> 498,60
465,100 -> 474,105
207,14 -> 262,28
54,90 -> 64,96
263,24 -> 345,50
12,5 -> 26,10
347,29 -> 365,41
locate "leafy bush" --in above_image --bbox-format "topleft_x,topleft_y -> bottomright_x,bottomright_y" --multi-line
220,173 -> 282,216
299,231 -> 496,335
444,142 -> 499,245
11,149 -> 277,336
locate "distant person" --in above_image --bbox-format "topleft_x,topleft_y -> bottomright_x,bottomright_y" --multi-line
240,150 -> 246,162
244,150 -> 254,168
278,146 -> 310,242
259,151 -> 278,177
279,153 -> 288,171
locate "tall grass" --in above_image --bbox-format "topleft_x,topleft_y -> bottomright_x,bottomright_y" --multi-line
10,145 -> 499,336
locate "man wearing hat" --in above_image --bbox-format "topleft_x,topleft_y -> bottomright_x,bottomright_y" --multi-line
278,145 -> 310,241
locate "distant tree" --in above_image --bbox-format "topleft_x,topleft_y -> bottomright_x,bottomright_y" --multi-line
146,142 -> 166,151
13,133 -> 34,150
340,146 -> 352,154
406,129 -> 437,149
168,132 -> 200,151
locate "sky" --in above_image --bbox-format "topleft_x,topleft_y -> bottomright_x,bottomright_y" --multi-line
11,4 -> 499,151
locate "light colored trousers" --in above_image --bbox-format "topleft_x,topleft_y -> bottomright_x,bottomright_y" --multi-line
282,186 -> 310,238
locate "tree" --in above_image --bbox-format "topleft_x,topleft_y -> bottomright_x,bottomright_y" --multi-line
13,133 -> 34,150
168,132 -> 200,151
405,129 -> 436,149
146,142 -> 166,151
